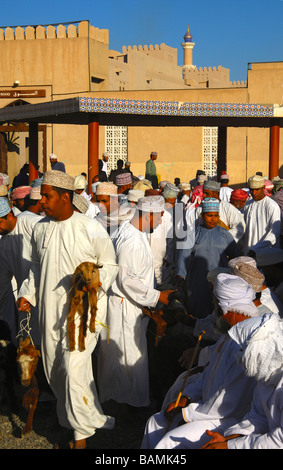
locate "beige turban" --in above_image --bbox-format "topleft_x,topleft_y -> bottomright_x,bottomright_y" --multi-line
248,175 -> 265,189
96,182 -> 118,196
133,179 -> 153,191
43,170 -> 74,190
232,262 -> 265,293
73,193 -> 89,214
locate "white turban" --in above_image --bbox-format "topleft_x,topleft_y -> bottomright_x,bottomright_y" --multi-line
229,313 -> 283,385
214,273 -> 258,317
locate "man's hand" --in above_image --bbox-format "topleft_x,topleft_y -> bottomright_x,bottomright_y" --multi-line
164,396 -> 189,420
201,430 -> 242,449
17,297 -> 31,312
158,290 -> 177,305
178,347 -> 199,369
173,275 -> 185,289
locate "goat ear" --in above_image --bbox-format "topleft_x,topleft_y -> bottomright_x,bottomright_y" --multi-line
93,264 -> 103,270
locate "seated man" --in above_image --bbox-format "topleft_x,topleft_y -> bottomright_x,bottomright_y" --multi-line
202,312 -> 283,449
141,273 -> 262,449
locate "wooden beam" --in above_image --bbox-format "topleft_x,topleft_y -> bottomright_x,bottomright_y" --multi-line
88,122 -> 99,192
269,124 -> 280,179
29,122 -> 39,182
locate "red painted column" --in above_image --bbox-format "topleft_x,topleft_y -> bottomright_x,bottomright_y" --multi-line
29,122 -> 39,183
88,121 -> 99,193
269,124 -> 280,179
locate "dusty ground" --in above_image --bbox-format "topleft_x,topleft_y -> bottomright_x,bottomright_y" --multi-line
0,388 -> 157,450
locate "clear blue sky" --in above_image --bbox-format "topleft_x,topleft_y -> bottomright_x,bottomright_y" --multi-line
1,0 -> 282,82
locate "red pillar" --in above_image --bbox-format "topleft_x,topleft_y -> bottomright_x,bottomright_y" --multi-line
88,121 -> 99,193
269,124 -> 280,180
29,122 -> 39,183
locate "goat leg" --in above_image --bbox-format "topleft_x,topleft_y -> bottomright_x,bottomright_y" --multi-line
22,375 -> 39,436
88,290 -> 98,333
67,292 -> 84,351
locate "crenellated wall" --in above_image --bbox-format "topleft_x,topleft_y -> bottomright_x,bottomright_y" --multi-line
0,21 -> 109,43
183,65 -> 247,88
0,21 -> 109,95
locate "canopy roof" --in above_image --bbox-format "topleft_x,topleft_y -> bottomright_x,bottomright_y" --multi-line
0,96 -> 282,128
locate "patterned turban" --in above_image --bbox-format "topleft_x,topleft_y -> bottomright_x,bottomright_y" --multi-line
115,173 -> 132,186
0,197 -> 11,217
230,188 -> 249,202
42,170 -> 74,190
201,197 -> 220,213
11,186 -> 31,201
137,195 -> 165,213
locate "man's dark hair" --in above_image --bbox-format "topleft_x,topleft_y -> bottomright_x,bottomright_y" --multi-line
52,186 -> 74,203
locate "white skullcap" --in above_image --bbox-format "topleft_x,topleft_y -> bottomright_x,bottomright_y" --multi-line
137,195 -> 165,213
49,153 -> 58,161
74,175 -> 87,190
30,186 -> 42,200
138,175 -> 145,180
43,170 -> 74,190
214,273 -> 258,317
229,313 -> 283,386
128,189 -> 144,202
73,193 -> 89,214
96,182 -> 118,196
0,173 -> 9,185
248,174 -> 265,189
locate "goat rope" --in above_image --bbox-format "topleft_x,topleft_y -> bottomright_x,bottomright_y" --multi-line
16,310 -> 34,346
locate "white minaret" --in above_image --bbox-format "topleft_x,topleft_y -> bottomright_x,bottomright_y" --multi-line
182,25 -> 196,75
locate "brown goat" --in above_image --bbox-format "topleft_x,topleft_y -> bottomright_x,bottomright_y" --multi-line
17,337 -> 41,436
67,262 -> 102,352
143,307 -> 168,346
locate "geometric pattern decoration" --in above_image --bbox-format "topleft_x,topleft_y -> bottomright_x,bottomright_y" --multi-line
0,96 -> 279,124
79,97 -> 275,118
203,127 -> 218,178
105,126 -> 128,171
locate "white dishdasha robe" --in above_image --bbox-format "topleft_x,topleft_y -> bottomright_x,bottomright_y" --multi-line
243,196 -> 281,255
141,334 -> 256,449
98,220 -> 160,407
18,211 -> 118,441
0,211 -> 43,345
225,377 -> 283,449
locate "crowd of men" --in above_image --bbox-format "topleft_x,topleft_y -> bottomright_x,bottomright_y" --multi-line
0,150 -> 283,449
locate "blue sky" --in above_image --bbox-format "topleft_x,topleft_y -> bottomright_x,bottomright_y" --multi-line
1,0 -> 282,82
